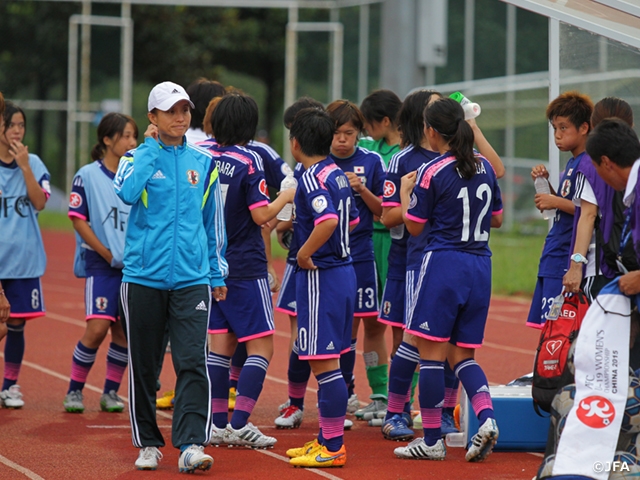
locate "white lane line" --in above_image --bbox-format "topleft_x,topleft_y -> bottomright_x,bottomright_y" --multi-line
255,450 -> 344,480
527,452 -> 544,458
44,312 -> 87,328
483,342 -> 534,356
0,454 -> 45,480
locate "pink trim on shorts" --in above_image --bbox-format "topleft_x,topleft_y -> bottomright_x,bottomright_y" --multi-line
492,209 -> 503,216
377,317 -> 402,327
340,347 -> 351,355
274,306 -> 297,316
314,213 -> 339,226
356,311 -> 380,317
381,201 -> 401,207
11,312 -> 46,320
405,213 -> 427,224
249,200 -> 269,211
349,217 -> 360,226
405,328 -> 450,342
86,314 -> 116,322
526,321 -> 544,330
68,211 -> 87,221
208,328 -> 229,334
298,353 -> 341,360
455,341 -> 483,349
237,330 -> 275,343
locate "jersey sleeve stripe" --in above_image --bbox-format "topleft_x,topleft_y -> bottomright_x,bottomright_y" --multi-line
248,200 -> 269,210
405,212 -> 427,224
349,217 -> 360,226
314,213 -> 339,225
418,156 -> 456,190
68,211 -> 87,221
492,208 -> 503,216
381,201 -> 401,207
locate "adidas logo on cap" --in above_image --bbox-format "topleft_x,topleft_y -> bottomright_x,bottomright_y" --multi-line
171,89 -> 180,94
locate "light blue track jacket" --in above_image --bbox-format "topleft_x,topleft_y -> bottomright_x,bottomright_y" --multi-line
114,136 -> 228,290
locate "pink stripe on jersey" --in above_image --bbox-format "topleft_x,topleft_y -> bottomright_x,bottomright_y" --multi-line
405,328 -> 449,343
86,314 -> 116,322
211,398 -> 228,414
249,200 -> 269,211
224,151 -> 256,174
70,364 -> 91,383
492,208 -> 503,216
405,213 -> 427,224
320,416 -> 345,439
3,363 -> 21,381
381,201 -> 401,207
237,330 -> 274,343
349,217 -> 360,226
68,211 -> 87,221
105,361 -> 126,383
420,407 -> 442,429
234,396 -> 257,415
470,392 -> 493,416
288,381 -> 308,400
455,341 -> 482,349
315,163 -> 340,190
314,213 -> 339,226
419,156 -> 456,189
387,392 -> 407,414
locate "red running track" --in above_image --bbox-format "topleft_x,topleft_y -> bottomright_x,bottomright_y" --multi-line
0,230 -> 543,479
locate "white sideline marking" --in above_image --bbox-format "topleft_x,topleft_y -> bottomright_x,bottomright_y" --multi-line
483,342 -> 533,356
0,454 -> 45,480
256,450 -> 344,480
527,452 -> 544,458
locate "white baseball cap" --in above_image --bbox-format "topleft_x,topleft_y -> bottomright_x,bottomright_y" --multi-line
148,81 -> 195,112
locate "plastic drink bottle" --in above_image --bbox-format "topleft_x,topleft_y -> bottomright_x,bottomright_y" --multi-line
276,174 -> 298,221
534,176 -> 556,220
449,91 -> 481,120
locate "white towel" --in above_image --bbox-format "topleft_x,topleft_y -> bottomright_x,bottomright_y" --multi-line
553,280 -> 630,479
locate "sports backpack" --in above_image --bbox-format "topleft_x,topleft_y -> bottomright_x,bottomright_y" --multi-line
532,291 -> 590,413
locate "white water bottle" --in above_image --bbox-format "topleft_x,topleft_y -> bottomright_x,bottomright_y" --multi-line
534,177 -> 556,220
276,174 -> 298,221
449,91 -> 481,120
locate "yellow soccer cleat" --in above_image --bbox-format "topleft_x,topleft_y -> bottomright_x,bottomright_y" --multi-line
286,438 -> 321,459
156,390 -> 175,410
290,444 -> 346,468
228,387 -> 236,411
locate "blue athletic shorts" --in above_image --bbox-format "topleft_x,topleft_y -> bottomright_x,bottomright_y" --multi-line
208,277 -> 275,342
1,277 -> 45,319
353,260 -> 379,316
85,274 -> 122,321
526,276 -> 563,329
275,263 -> 297,316
296,264 -> 356,360
406,250 -> 491,348
378,277 -> 405,327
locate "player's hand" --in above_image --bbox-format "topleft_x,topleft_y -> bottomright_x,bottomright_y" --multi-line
10,141 -> 30,171
531,164 -> 549,181
278,188 -> 296,203
619,271 -> 640,296
213,286 -> 228,302
345,172 -> 365,193
267,263 -> 281,293
144,124 -> 159,140
562,263 -> 583,293
401,171 -> 417,195
297,252 -> 316,270
0,292 -> 10,323
534,193 -> 556,211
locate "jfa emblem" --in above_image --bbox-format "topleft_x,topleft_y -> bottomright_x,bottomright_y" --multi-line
383,180 -> 396,198
354,166 -> 364,174
576,395 -> 615,428
69,192 -> 83,208
561,179 -> 571,197
95,296 -> 108,311
259,179 -> 269,197
187,170 -> 200,185
383,301 -> 392,316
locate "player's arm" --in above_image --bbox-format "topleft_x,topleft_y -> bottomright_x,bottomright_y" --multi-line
491,213 -> 503,228
563,199 -> 597,293
0,281 -> 10,323
297,217 -> 339,270
619,271 -> 640,296
12,142 -> 46,211
468,118 -> 505,179
113,133 -> 158,205
70,217 -> 114,265
381,206 -> 402,228
345,171 -> 382,217
400,171 -> 425,236
250,188 -> 296,226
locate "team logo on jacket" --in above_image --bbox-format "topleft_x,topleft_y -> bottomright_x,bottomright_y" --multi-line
576,395 -> 615,428
187,170 -> 200,185
354,166 -> 364,174
69,192 -> 83,208
561,179 -> 571,197
95,297 -> 108,311
312,196 -> 328,213
384,180 -> 396,198
259,179 -> 269,197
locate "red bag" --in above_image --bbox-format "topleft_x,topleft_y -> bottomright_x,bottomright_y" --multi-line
532,291 -> 590,413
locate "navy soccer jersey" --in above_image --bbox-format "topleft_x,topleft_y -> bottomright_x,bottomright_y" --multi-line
330,146 -> 385,262
293,158 -> 359,269
246,140 -> 292,189
382,146 -> 440,277
406,153 -> 503,256
206,144 -> 270,279
537,153 -> 583,278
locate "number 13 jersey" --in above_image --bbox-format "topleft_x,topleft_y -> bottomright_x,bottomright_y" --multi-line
406,153 -> 503,256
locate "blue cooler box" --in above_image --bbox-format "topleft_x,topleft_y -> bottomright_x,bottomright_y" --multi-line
453,385 -> 550,451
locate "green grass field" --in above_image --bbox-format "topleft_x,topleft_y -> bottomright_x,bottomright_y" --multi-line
38,210 -> 545,297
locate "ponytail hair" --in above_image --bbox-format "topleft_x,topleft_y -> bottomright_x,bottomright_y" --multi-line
424,98 -> 476,179
398,89 -> 441,148
91,112 -> 138,161
591,96 -> 633,128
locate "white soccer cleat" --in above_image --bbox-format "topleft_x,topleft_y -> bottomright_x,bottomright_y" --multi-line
347,394 -> 359,414
0,385 -> 24,409
465,418 -> 499,462
135,447 -> 163,470
344,418 -> 353,430
394,437 -> 446,460
275,405 -> 304,429
223,423 -> 277,449
354,398 -> 387,420
178,444 -> 213,473
209,424 -> 226,446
